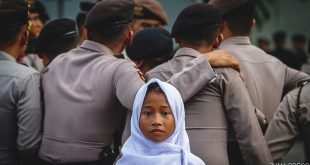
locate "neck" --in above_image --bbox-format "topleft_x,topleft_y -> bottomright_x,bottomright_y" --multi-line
99,39 -> 125,55
179,42 -> 213,54
0,44 -> 21,59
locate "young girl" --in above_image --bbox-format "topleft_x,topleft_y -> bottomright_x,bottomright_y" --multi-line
116,79 -> 205,165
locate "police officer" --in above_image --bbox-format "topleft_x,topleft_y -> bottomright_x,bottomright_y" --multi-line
209,0 -> 310,123
130,4 -> 272,165
36,18 -> 79,66
39,0 -> 224,164
265,80 -> 310,163
0,1 -> 42,165
132,0 -> 168,34
17,0 -> 49,71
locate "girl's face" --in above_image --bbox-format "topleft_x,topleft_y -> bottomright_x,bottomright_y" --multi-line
139,91 -> 175,142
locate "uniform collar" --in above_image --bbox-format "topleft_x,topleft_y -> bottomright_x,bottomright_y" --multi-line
79,40 -> 115,55
0,51 -> 16,62
174,47 -> 202,58
220,36 -> 251,49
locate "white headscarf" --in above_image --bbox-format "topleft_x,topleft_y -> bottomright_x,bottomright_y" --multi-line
116,79 -> 205,165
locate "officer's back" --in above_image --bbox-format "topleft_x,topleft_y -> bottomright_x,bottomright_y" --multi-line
39,0 -> 144,164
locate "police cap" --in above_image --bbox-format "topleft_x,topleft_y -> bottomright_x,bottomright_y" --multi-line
36,18 -> 77,53
134,0 -> 169,25
126,28 -> 173,60
0,0 -> 28,31
171,3 -> 221,37
208,0 -> 248,15
85,0 -> 135,30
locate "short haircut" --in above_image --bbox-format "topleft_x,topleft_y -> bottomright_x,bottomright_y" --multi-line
223,1 -> 255,36
0,26 -> 24,45
87,24 -> 131,44
43,35 -> 79,62
175,26 -> 221,46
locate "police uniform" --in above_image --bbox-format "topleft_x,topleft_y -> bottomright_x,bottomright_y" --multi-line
265,80 -> 310,162
209,0 -> 310,122
39,0 -> 216,164
146,4 -> 272,165
0,1 -> 42,165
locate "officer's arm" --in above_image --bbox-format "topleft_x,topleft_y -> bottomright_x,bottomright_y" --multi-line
16,72 -> 42,165
166,55 -> 216,102
220,69 -> 273,165
265,89 -> 300,162
283,65 -> 310,95
168,50 -> 240,102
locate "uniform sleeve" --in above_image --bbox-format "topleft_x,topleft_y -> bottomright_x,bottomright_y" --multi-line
265,90 -> 299,161
113,61 -> 145,110
219,69 -> 273,165
16,72 -> 42,164
147,56 -> 216,102
283,66 -> 310,95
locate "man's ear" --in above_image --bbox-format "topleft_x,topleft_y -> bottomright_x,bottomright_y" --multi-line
252,18 -> 256,28
212,33 -> 223,49
125,30 -> 134,45
79,27 -> 88,45
21,28 -> 29,47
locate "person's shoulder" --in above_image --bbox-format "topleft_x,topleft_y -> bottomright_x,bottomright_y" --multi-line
213,67 -> 243,83
4,62 -> 39,79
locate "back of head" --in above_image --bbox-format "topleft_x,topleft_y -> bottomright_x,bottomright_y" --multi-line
209,0 -> 255,36
0,0 -> 28,45
134,0 -> 169,25
292,33 -> 306,45
272,30 -> 287,46
126,28 -> 173,64
36,18 -> 78,61
85,0 -> 135,44
171,3 -> 222,45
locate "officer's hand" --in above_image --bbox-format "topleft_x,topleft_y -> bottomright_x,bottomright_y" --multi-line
204,50 -> 241,72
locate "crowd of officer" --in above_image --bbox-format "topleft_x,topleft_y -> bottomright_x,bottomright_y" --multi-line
0,0 -> 309,165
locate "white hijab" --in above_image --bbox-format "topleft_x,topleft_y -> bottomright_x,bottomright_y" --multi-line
116,79 -> 205,165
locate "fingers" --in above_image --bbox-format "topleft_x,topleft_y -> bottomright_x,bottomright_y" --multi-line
204,50 -> 241,72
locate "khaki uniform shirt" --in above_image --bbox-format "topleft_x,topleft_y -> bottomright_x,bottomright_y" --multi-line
265,81 -> 310,162
146,48 -> 272,165
39,40 -> 215,163
219,37 -> 310,122
0,51 -> 42,165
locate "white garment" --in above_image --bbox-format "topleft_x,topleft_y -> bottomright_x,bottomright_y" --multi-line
117,79 -> 204,165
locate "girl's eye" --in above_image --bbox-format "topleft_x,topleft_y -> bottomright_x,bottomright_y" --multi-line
144,112 -> 152,116
161,112 -> 170,116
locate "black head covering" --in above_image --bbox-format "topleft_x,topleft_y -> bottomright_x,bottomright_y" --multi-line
126,28 -> 173,61
36,18 -> 77,53
0,0 -> 28,31
85,0 -> 135,30
171,3 -> 222,37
